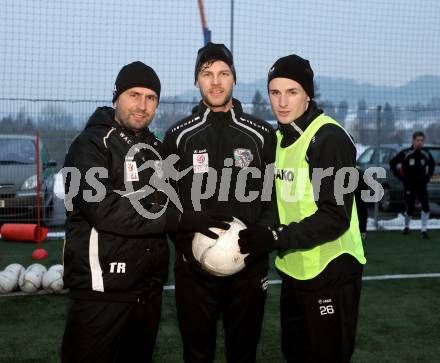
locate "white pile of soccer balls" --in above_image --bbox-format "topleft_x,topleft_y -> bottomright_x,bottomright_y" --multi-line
0,263 -> 64,294
192,217 -> 249,276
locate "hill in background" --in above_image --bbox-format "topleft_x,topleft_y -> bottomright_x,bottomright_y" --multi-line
169,75 -> 440,107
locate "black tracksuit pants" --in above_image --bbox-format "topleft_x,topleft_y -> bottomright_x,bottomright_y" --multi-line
174,258 -> 268,363
280,255 -> 363,363
404,183 -> 430,215
61,289 -> 162,363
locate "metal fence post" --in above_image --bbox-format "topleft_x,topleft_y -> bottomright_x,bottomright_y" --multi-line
374,105 -> 382,230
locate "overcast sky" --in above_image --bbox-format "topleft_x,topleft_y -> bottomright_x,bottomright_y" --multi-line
1,0 -> 439,100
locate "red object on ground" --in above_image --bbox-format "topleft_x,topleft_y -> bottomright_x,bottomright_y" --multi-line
0,223 -> 48,242
32,247 -> 49,259
0,133 -> 49,259
32,132 -> 49,258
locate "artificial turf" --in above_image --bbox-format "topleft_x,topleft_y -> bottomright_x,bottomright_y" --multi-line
0,230 -> 439,362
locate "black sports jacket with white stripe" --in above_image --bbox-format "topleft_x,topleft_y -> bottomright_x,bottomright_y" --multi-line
163,99 -> 278,277
63,107 -> 179,300
389,146 -> 435,187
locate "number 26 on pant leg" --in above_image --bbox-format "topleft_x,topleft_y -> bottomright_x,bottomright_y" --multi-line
319,305 -> 334,315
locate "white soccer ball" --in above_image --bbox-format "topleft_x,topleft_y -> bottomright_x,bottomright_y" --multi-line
42,269 -> 64,293
18,268 -> 25,286
27,263 -> 47,274
49,264 -> 64,274
19,269 -> 43,293
192,217 -> 249,276
5,263 -> 25,278
0,270 -> 19,293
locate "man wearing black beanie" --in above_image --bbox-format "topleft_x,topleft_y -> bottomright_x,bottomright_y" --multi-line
239,54 -> 366,362
61,61 -> 232,362
163,42 -> 277,363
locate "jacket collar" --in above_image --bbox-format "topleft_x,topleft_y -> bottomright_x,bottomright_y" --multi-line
192,98 -> 243,119
86,106 -> 157,143
278,101 -> 323,147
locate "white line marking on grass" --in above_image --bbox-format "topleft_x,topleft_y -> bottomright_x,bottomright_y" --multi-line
0,289 -> 69,297
362,273 -> 440,281
2,273 -> 440,297
267,273 -> 440,284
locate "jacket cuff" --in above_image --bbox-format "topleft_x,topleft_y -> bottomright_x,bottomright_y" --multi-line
273,224 -> 291,253
165,207 -> 181,233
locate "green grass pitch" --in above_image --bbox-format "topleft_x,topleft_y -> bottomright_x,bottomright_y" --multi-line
1,230 -> 439,362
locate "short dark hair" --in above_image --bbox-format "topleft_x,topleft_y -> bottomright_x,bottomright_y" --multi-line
412,131 -> 425,140
194,42 -> 236,83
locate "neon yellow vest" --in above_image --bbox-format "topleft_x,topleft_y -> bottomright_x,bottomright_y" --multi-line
275,114 -> 366,280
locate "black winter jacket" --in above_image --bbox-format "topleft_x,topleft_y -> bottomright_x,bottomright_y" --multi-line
63,107 -> 179,301
389,146 -> 435,187
163,99 -> 278,278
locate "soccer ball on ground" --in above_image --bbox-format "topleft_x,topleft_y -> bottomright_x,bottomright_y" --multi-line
49,264 -> 64,273
5,263 -> 25,277
42,269 -> 64,293
27,263 -> 47,274
0,270 -> 19,293
19,269 -> 44,293
192,217 -> 249,276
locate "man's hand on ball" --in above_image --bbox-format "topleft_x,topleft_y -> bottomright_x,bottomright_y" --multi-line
178,209 -> 234,239
238,225 -> 277,254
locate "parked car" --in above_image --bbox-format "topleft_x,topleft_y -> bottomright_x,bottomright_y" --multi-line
0,135 -> 57,224
357,143 -> 440,211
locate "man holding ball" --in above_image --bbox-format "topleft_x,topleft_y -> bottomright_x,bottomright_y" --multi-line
163,42 -> 277,362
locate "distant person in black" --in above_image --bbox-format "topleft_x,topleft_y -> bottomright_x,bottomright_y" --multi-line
389,131 -> 435,239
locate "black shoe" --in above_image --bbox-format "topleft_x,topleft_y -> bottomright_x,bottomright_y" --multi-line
403,227 -> 410,235
421,231 -> 429,240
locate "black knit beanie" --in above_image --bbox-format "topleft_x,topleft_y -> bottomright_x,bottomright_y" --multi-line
267,54 -> 314,98
194,42 -> 236,83
112,61 -> 161,102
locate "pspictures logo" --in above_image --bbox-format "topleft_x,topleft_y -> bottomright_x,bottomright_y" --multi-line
121,143 -> 183,219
